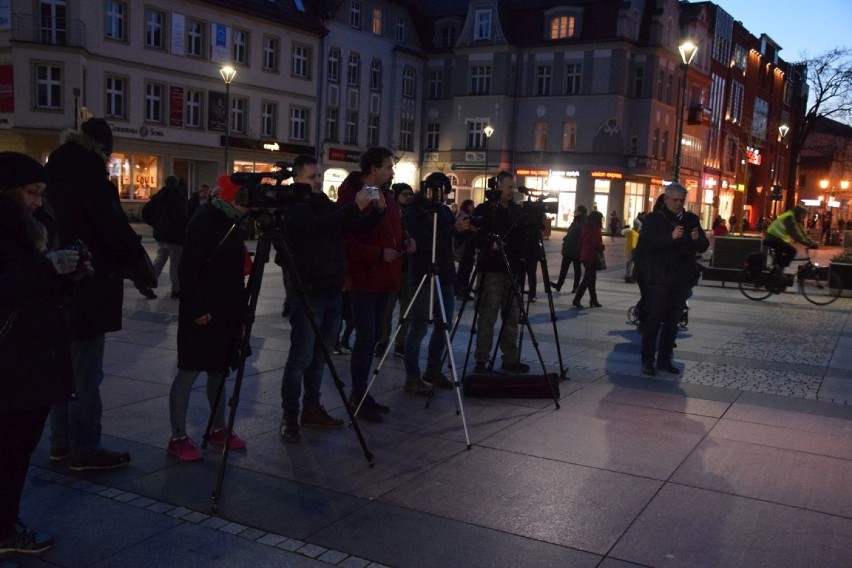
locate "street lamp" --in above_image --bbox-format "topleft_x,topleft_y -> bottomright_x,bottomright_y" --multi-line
219,65 -> 237,173
483,124 -> 494,191
673,41 -> 698,182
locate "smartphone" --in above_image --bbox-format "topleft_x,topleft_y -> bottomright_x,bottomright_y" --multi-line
365,185 -> 380,199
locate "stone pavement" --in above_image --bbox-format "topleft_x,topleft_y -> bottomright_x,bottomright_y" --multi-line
6,228 -> 852,568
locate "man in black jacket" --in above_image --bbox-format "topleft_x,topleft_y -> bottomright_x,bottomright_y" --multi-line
279,156 -> 376,442
147,175 -> 188,299
637,183 -> 709,376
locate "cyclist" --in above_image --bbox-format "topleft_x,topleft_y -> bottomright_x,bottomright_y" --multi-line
763,206 -> 818,271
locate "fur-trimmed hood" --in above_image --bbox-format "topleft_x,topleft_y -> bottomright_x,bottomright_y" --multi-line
57,129 -> 110,163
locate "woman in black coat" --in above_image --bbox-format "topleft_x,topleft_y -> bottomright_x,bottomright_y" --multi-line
550,205 -> 587,293
0,152 -> 77,554
166,176 -> 249,461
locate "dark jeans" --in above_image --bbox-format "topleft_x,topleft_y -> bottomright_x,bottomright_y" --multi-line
554,255 -> 582,291
404,278 -> 455,379
281,293 -> 342,413
764,239 -> 796,269
641,284 -> 689,364
574,261 -> 599,304
0,406 -> 49,535
349,291 -> 390,396
378,273 -> 410,350
525,257 -> 539,298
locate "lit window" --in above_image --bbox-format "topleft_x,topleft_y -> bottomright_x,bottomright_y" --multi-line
550,16 -> 575,39
372,8 -> 382,35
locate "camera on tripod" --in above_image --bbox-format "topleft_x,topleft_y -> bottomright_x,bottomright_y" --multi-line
484,176 -> 501,201
230,162 -> 311,209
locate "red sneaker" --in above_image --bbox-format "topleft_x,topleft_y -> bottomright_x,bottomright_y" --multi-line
167,437 -> 202,461
209,428 -> 247,449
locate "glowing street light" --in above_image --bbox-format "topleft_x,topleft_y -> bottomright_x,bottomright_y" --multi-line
673,41 -> 698,182
219,65 -> 237,172
483,124 -> 494,190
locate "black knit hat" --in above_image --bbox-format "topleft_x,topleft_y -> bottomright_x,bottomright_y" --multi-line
0,152 -> 47,192
81,117 -> 114,155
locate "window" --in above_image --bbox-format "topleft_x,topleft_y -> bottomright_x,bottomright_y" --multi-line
426,123 -> 440,150
345,111 -> 358,144
728,80 -> 744,123
783,80 -> 792,106
651,128 -> 660,157
233,29 -> 248,64
261,101 -> 277,137
349,0 -> 362,29
429,71 -> 443,99
326,107 -> 339,141
185,89 -> 202,128
534,121 -> 547,151
348,53 -> 360,86
40,0 -> 67,45
732,44 -> 747,71
328,48 -> 340,82
633,66 -> 643,97
105,1 -> 126,41
550,15 -> 575,39
396,16 -> 405,42
565,63 -> 582,95
105,75 -> 125,118
440,26 -> 456,48
263,36 -> 279,71
467,121 -> 487,149
629,128 -> 638,155
656,70 -> 664,100
474,9 -> 491,41
290,107 -> 307,140
752,97 -> 769,140
231,97 -> 246,133
370,59 -> 382,91
661,130 -> 669,159
536,64 -> 552,96
35,63 -> 61,109
562,122 -> 577,151
292,44 -> 311,78
665,74 -> 673,104
367,115 -> 379,146
187,20 -> 205,58
402,66 -> 416,98
145,9 -> 165,48
372,8 -> 382,35
400,119 -> 413,150
470,65 -> 491,95
145,82 -> 163,123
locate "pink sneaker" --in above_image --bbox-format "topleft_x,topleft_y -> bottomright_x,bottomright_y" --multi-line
167,437 -> 202,461
209,428 -> 247,450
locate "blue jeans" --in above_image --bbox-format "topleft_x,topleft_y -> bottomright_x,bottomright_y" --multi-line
404,278 -> 454,379
280,293 -> 342,413
153,241 -> 183,293
49,334 -> 106,454
349,291 -> 390,396
168,370 -> 227,439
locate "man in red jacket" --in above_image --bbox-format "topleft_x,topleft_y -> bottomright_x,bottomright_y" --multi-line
337,147 -> 415,423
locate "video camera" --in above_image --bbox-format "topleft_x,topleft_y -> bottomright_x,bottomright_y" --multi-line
230,161 -> 311,209
484,176 -> 501,201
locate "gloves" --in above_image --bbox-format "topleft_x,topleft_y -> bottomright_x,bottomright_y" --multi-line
45,249 -> 80,275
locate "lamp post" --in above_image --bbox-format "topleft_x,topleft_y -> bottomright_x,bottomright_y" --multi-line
219,65 -> 236,173
72,88 -> 80,130
483,125 -> 494,192
771,124 -> 790,218
673,41 -> 698,182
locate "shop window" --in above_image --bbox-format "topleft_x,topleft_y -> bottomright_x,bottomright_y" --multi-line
111,153 -> 160,201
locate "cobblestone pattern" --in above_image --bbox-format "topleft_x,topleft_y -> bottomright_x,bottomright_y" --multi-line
680,361 -> 823,399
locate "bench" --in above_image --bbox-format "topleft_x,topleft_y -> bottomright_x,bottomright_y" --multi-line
701,236 -> 763,286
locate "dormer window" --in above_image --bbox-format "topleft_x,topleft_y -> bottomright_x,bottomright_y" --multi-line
474,9 -> 491,41
550,15 -> 575,39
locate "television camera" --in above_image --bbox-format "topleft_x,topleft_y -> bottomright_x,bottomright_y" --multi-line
230,161 -> 312,210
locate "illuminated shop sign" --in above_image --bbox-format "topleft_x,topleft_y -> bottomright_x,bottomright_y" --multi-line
515,169 -> 549,176
550,170 -> 581,177
591,171 -> 623,179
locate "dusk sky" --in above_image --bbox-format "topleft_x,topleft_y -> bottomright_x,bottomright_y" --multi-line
710,0 -> 851,62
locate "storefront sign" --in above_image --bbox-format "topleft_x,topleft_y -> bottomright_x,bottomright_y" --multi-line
746,146 -> 762,165
650,178 -> 664,186
328,147 -> 360,163
169,86 -> 183,127
550,170 -> 580,177
515,168 -> 549,176
591,171 -> 623,179
111,124 -> 164,138
208,91 -> 227,133
0,64 -> 13,112
263,142 -> 280,151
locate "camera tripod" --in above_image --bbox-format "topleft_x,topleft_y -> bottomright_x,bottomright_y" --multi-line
205,210 -> 374,513
356,209 -> 471,448
451,232 -> 560,408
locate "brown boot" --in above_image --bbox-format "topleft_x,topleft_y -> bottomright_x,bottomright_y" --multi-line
279,411 -> 301,442
301,403 -> 344,429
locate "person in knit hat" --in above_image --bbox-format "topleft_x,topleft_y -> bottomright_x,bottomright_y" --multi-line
45,118 -> 149,472
165,173 -> 251,460
0,152 -> 77,554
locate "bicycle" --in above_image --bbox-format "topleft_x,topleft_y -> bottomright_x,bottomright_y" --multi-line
737,248 -> 841,305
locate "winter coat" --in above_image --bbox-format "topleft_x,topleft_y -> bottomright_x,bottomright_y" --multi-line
579,220 -> 605,263
337,172 -> 405,293
45,131 -> 147,341
470,200 -> 526,273
638,207 -> 709,286
402,193 -> 457,283
149,184 -> 189,245
283,190 -> 378,294
561,213 -> 586,258
0,198 -> 73,413
177,202 -> 247,372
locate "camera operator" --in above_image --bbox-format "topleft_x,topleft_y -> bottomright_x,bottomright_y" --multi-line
637,183 -> 708,376
401,172 -> 472,395
278,156 -> 378,443
517,188 -> 548,302
469,171 -> 530,373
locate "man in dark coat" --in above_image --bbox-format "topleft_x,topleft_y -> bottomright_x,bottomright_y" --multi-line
45,118 -> 147,471
637,183 -> 709,376
147,174 -> 188,299
279,155 -> 378,442
550,205 -> 587,293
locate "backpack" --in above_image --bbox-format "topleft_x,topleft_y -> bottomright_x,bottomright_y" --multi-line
140,194 -> 161,226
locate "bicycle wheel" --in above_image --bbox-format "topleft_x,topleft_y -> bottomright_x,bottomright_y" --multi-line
738,268 -> 773,301
799,268 -> 842,305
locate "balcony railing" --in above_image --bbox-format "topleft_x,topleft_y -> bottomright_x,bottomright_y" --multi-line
11,13 -> 86,48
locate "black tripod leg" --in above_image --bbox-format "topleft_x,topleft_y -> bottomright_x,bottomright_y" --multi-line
537,235 -> 569,380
